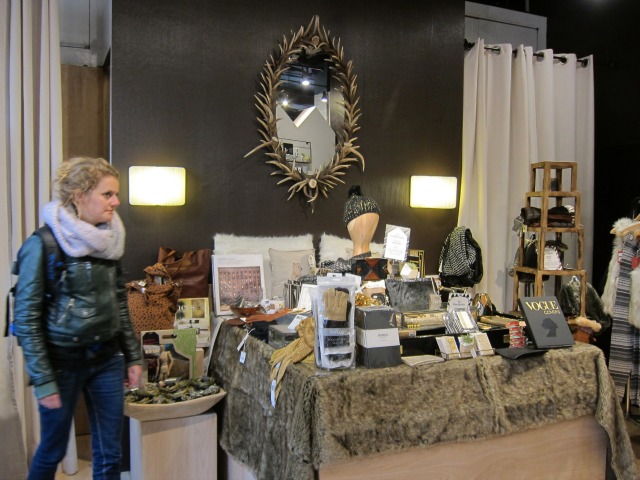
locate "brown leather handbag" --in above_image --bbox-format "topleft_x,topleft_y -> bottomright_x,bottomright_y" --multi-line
158,247 -> 212,298
126,263 -> 182,339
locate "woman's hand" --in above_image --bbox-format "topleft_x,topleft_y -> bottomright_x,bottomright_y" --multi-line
39,394 -> 62,409
127,364 -> 142,388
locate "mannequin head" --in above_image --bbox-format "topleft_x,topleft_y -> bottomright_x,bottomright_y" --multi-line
343,185 -> 380,257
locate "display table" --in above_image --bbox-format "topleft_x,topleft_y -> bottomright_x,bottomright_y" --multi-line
210,322 -> 639,480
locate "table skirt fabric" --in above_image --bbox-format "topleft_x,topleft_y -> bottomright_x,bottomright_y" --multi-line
210,322 -> 638,480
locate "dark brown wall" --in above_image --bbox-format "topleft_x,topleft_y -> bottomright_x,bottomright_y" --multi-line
111,0 -> 465,280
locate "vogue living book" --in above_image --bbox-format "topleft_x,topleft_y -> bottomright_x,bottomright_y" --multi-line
518,296 -> 575,349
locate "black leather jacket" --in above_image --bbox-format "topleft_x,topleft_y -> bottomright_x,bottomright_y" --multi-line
13,233 -> 142,399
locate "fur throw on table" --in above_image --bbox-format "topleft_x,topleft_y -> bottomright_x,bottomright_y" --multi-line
210,323 -> 638,480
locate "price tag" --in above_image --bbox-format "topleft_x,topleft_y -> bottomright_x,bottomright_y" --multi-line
287,314 -> 307,331
239,350 -> 247,364
270,379 -> 277,407
543,247 -> 562,270
237,331 -> 250,351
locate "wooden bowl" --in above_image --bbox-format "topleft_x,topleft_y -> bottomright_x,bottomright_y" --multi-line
124,389 -> 226,422
230,305 -> 265,318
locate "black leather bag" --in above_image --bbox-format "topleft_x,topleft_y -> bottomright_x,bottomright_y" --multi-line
385,279 -> 436,312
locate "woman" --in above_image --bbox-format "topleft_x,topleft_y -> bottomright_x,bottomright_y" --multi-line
13,157 -> 142,480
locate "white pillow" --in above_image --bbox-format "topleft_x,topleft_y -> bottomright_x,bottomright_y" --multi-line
213,234 -> 314,299
269,248 -> 316,299
319,233 -> 384,262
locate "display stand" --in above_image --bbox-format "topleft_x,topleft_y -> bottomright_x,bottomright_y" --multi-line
512,162 -> 587,316
129,411 -> 217,480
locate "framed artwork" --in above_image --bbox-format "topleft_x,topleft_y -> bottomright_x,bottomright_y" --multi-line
212,254 -> 265,316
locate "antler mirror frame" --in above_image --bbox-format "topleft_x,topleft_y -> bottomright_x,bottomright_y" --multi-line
245,16 -> 364,211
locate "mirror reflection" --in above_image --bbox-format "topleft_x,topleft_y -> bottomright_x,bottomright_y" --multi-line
276,52 -> 334,174
245,16 -> 363,211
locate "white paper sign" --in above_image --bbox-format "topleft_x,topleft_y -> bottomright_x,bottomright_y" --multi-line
383,225 -> 410,261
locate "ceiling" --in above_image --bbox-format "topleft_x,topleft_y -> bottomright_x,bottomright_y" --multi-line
59,0 -> 111,67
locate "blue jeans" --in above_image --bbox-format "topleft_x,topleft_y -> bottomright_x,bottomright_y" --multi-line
28,353 -> 125,480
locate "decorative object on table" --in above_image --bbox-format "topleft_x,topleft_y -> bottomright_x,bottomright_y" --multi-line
212,254 -> 265,316
244,16 -> 364,212
344,185 -> 381,258
406,249 -> 426,278
435,335 -> 461,360
141,328 -> 200,382
470,332 -> 495,357
354,292 -> 383,307
175,297 -> 211,347
158,247 -> 212,298
355,306 -> 401,368
268,324 -> 299,350
127,263 -> 182,339
438,225 -> 483,288
399,261 -> 419,280
385,278 -> 436,313
269,316 -> 316,404
518,296 -> 575,349
458,333 -> 475,358
283,280 -> 302,309
444,308 -> 478,334
505,320 -> 526,348
472,292 -> 497,318
313,274 -> 360,370
124,377 -> 225,422
351,257 -> 387,281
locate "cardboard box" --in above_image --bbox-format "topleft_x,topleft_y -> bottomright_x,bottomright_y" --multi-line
355,306 -> 401,368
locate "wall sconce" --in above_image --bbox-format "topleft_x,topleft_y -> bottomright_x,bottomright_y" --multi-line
410,176 -> 457,209
129,166 -> 186,206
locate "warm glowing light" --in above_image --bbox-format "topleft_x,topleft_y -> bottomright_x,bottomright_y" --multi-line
410,176 -> 457,209
129,166 -> 186,206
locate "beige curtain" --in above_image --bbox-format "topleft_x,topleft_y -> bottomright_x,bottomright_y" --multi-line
0,0 -> 63,475
460,39 -> 594,312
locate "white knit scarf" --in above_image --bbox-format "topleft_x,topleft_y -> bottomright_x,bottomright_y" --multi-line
42,199 -> 125,260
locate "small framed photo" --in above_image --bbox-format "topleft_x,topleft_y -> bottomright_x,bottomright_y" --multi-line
175,297 -> 210,347
212,254 -> 265,316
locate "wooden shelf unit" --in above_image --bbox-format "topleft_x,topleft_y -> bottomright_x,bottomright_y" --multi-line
512,162 -> 587,317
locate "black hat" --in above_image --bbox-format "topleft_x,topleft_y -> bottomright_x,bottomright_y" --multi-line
343,185 -> 380,225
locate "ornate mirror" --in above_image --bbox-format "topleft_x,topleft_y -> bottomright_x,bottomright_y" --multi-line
246,16 -> 364,211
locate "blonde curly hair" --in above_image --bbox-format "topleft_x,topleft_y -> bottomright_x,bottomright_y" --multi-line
55,157 -> 119,207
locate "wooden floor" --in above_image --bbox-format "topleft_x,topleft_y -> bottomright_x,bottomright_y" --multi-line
54,435 -> 130,480
58,420 -> 640,479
